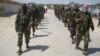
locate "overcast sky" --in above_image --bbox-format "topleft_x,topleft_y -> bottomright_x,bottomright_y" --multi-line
16,0 -> 100,4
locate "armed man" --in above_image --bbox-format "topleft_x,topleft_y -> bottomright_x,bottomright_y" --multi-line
63,5 -> 70,27
15,3 -> 32,55
67,3 -> 80,44
75,4 -> 94,56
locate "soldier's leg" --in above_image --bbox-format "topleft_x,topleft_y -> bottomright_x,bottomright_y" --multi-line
62,17 -> 64,23
40,14 -> 43,23
76,31 -> 83,49
64,16 -> 68,27
58,13 -> 61,20
38,17 -> 41,25
71,25 -> 76,44
68,24 -> 74,40
24,30 -> 30,49
35,18 -> 38,29
28,26 -> 31,39
29,26 -> 31,39
98,18 -> 100,27
64,19 -> 67,27
83,31 -> 90,55
70,31 -> 75,44
32,22 -> 35,36
17,32 -> 23,54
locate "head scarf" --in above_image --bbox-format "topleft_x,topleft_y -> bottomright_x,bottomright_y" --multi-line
82,4 -> 89,12
21,3 -> 28,14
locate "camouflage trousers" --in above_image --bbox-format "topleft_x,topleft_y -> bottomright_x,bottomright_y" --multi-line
68,22 -> 76,36
98,18 -> 100,27
64,18 -> 68,27
76,30 -> 90,52
32,22 -> 35,33
17,29 -> 30,47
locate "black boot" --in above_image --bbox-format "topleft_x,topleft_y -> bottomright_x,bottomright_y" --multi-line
76,43 -> 80,49
75,46 -> 80,49
83,51 -> 88,56
17,47 -> 22,55
26,44 -> 29,49
72,38 -> 76,44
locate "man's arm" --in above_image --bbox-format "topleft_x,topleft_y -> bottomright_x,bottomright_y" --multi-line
89,13 -> 94,31
15,11 -> 20,32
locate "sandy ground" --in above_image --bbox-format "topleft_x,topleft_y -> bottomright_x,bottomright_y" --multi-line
0,9 -> 100,56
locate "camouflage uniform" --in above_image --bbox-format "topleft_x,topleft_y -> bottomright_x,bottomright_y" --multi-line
38,6 -> 45,24
34,7 -> 40,29
15,8 -> 30,54
54,6 -> 61,20
28,6 -> 36,36
67,8 -> 78,44
61,8 -> 65,23
97,13 -> 100,27
63,9 -> 70,27
75,11 -> 94,55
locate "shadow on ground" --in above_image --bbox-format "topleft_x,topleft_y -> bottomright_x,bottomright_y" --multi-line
75,47 -> 100,55
41,22 -> 49,25
32,34 -> 48,38
37,27 -> 48,30
39,24 -> 48,27
88,48 -> 100,54
76,47 -> 83,51
0,13 -> 16,17
23,45 -> 49,53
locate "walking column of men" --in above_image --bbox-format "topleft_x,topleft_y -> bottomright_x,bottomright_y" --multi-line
15,3 -> 95,56
54,3 -> 94,56
15,3 -> 46,55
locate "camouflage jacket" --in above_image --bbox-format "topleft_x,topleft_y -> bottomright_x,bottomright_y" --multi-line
76,11 -> 94,33
64,10 -> 70,20
15,9 -> 30,32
